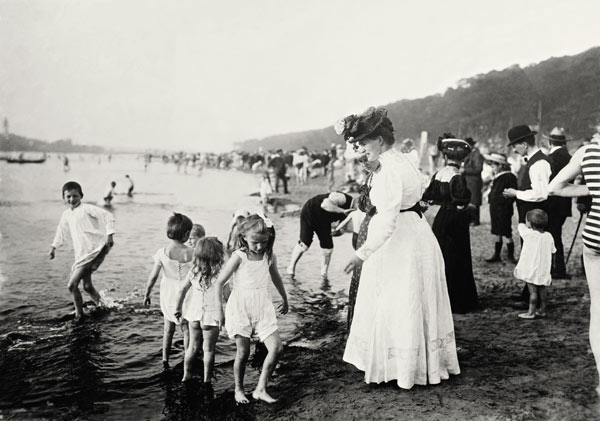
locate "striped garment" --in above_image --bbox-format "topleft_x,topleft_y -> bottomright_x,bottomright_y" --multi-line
582,144 -> 600,253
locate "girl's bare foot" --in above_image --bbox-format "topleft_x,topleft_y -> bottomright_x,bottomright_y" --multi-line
252,389 -> 277,403
234,390 -> 249,404
518,313 -> 536,319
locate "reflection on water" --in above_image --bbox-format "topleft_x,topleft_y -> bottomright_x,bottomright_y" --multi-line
0,155 -> 353,419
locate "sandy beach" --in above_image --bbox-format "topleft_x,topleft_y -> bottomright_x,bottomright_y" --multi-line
212,173 -> 599,420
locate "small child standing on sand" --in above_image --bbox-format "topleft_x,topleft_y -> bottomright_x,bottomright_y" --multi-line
174,237 -> 224,385
514,209 -> 556,319
259,172 -> 273,214
187,223 -> 206,248
49,181 -> 115,320
215,214 -> 288,404
143,213 -> 194,369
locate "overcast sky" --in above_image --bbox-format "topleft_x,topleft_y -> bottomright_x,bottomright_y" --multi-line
1,0 -> 599,152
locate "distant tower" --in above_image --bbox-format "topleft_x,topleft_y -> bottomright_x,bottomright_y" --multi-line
3,117 -> 8,139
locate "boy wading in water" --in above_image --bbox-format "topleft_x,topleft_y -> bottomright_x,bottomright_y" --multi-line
49,181 -> 115,320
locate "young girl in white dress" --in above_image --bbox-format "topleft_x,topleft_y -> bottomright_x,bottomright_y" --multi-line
49,181 -> 115,320
515,209 -> 556,319
215,214 -> 289,404
174,237 -> 224,385
143,213 -> 194,369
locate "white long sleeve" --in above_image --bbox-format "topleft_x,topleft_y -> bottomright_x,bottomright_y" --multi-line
51,212 -> 69,249
355,155 -> 404,261
516,160 -> 551,202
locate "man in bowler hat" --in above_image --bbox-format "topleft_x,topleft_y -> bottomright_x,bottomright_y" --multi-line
544,127 -> 573,279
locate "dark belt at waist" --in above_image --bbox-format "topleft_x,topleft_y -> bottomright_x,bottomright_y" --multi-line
400,202 -> 423,218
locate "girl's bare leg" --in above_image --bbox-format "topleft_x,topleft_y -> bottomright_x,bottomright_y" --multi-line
252,331 -> 283,403
234,336 -> 251,404
201,325 -> 219,384
519,283 -> 538,318
183,321 -> 202,381
538,286 -> 547,315
82,273 -> 102,305
163,319 -> 176,366
181,320 -> 189,352
67,266 -> 89,319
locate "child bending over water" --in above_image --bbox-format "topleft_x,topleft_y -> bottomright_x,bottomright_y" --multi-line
215,214 -> 288,404
174,237 -> 224,384
144,213 -> 194,369
515,209 -> 556,319
49,181 -> 115,320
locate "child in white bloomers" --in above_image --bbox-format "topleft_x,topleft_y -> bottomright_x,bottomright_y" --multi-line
143,213 -> 194,369
174,236 -> 224,385
215,214 -> 288,405
515,209 -> 556,319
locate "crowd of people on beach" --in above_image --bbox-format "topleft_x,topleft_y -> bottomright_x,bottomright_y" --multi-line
47,107 -> 600,405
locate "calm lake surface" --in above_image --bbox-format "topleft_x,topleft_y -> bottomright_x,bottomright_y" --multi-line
0,154 -> 353,419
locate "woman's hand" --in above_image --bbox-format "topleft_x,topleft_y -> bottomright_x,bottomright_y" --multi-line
344,255 -> 363,274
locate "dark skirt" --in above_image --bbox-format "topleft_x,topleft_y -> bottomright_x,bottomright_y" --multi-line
432,206 -> 478,313
347,213 -> 373,328
489,204 -> 513,237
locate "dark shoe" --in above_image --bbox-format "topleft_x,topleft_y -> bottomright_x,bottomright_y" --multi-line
485,242 -> 502,263
506,243 -> 517,264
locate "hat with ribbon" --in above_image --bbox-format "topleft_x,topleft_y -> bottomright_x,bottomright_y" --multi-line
507,125 -> 537,146
542,127 -> 571,142
334,107 -> 393,143
483,152 -> 509,165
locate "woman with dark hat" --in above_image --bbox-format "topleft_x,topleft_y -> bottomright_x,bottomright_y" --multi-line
483,152 -> 518,263
340,107 -> 459,389
422,134 -> 478,313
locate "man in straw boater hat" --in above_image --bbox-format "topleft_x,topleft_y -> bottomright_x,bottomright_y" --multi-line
543,127 -> 573,279
483,152 -> 518,263
503,125 -> 553,301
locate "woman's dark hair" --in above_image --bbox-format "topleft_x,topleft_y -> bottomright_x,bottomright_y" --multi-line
191,237 -> 224,288
237,214 -> 276,263
437,133 -> 471,161
62,181 -> 84,198
167,212 -> 193,242
367,118 -> 395,145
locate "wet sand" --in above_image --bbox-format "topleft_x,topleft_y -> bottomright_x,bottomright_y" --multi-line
243,173 -> 600,420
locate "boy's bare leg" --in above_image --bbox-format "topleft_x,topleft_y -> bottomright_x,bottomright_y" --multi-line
183,322 -> 201,381
163,319 -> 176,366
82,272 -> 102,306
67,266 -> 88,319
234,336 -> 251,404
252,331 -> 283,403
202,326 -> 219,383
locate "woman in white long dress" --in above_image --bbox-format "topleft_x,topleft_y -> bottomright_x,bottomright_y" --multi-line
339,107 -> 460,389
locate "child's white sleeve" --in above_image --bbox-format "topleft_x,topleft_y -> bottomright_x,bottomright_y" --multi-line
87,204 -> 116,235
51,213 -> 68,249
517,223 -> 531,238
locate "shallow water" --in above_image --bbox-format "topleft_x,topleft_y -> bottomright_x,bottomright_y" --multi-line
0,155 -> 353,419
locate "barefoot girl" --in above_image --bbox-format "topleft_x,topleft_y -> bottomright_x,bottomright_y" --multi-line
215,214 -> 289,404
515,209 -> 556,319
174,237 -> 224,384
49,181 -> 115,320
143,213 -> 194,368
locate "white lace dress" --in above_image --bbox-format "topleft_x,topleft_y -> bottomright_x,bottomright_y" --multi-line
343,148 -> 460,389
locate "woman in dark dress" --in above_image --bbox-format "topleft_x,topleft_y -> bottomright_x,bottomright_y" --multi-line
483,152 -> 518,263
346,158 -> 380,328
422,134 -> 478,313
